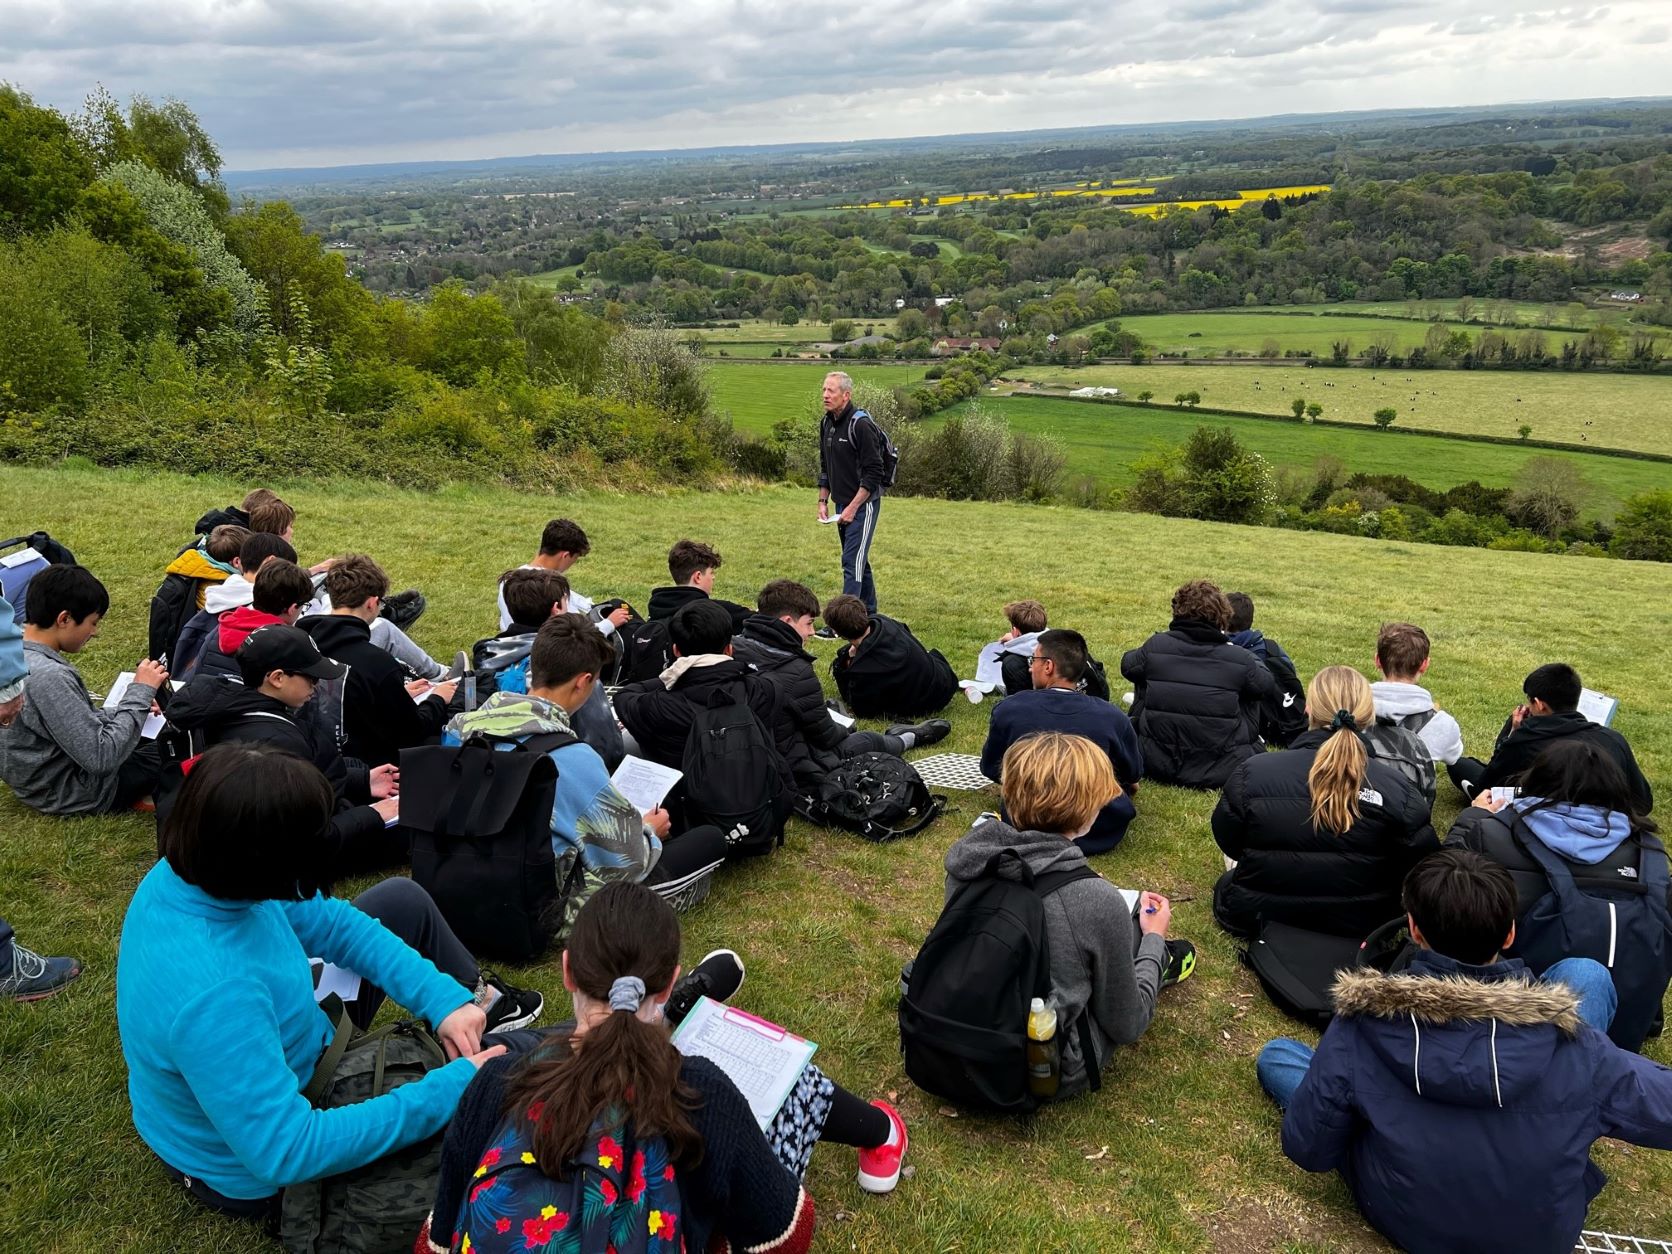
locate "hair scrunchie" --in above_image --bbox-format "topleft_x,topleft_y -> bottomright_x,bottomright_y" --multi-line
607,976 -> 645,1014
1329,709 -> 1359,732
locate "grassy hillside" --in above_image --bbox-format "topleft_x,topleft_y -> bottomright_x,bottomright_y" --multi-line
709,361 -> 927,433
1008,364 -> 1672,457
2,463 -> 1669,1251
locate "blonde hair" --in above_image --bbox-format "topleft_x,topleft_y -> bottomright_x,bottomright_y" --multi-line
1001,732 -> 1118,836
1306,665 -> 1375,834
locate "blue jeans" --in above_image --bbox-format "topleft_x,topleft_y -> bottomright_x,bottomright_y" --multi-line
838,496 -> 880,612
1257,957 -> 1619,1110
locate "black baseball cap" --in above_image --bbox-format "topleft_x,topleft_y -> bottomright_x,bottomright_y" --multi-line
237,625 -> 346,681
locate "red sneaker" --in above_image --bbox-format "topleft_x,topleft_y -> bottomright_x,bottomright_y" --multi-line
855,1100 -> 908,1194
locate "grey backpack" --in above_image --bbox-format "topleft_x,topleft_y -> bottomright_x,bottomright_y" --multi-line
1363,710 -> 1437,811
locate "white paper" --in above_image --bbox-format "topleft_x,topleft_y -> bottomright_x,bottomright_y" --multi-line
827,708 -> 855,729
0,546 -> 42,569
1119,888 -> 1141,915
103,671 -> 166,740
611,755 -> 682,814
817,515 -> 838,525
310,959 -> 363,1004
672,996 -> 817,1130
1577,688 -> 1618,727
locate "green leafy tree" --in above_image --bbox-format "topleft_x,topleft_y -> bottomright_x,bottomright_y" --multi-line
1305,402 -> 1323,421
779,305 -> 799,326
1609,491 -> 1672,562
1506,456 -> 1586,539
418,280 -> 524,386
1137,390 -> 1153,403
1174,392 -> 1188,407
1373,407 -> 1397,430
1185,391 -> 1201,408
1179,426 -> 1275,524
0,257 -> 90,411
224,201 -> 374,350
829,319 -> 854,342
1517,423 -> 1532,441
1291,397 -> 1306,418
0,86 -> 95,237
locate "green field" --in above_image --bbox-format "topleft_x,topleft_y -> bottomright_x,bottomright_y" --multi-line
953,395 -> 1672,515
1279,299 -> 1661,333
524,264 -> 583,288
1010,363 -> 1672,456
3,462 -> 1670,1251
1110,311 -> 1530,359
709,361 -> 926,433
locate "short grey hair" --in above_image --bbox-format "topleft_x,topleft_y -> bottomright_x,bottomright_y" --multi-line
823,371 -> 853,393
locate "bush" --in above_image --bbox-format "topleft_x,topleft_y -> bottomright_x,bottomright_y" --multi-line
1609,490 -> 1672,562
899,410 -> 1011,500
1178,426 -> 1275,524
1005,431 -> 1068,503
1505,456 -> 1587,539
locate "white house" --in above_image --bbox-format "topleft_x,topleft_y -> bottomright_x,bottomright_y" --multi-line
1069,386 -> 1122,399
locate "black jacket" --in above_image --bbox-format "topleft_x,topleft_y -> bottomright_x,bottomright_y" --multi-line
1228,628 -> 1308,748
1479,711 -> 1653,814
818,402 -> 886,506
732,614 -> 849,787
646,584 -> 751,634
1212,729 -> 1439,938
162,678 -> 393,871
1121,617 -> 1276,789
613,658 -> 793,794
193,504 -> 249,534
832,614 -> 957,720
297,612 -> 451,768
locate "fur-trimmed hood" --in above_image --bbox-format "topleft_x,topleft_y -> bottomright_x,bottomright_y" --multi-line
1333,967 -> 1581,1033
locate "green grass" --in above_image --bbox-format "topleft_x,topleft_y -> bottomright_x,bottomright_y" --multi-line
1279,299 -> 1660,334
709,361 -> 926,434
523,264 -> 583,288
958,395 -> 1672,515
695,320 -> 833,344
4,462 -> 1672,1251
1107,312 -> 1543,359
1009,363 -> 1672,457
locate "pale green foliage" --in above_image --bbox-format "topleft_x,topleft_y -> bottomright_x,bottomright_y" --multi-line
604,325 -> 710,424
102,160 -> 262,330
260,289 -> 333,417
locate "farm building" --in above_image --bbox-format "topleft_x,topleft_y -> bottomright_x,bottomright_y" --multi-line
1070,386 -> 1122,398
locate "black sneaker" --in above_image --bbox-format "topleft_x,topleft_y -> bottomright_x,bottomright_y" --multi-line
666,949 -> 746,1026
479,973 -> 544,1033
1161,939 -> 1197,988
813,626 -> 838,640
380,589 -> 427,632
887,719 -> 951,749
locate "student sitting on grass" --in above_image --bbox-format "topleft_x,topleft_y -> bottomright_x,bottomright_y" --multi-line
420,881 -> 910,1253
825,594 -> 959,720
189,486 -> 279,536
646,538 -> 752,635
0,564 -> 167,816
981,629 -> 1142,855
940,733 -> 1194,1100
961,598 -> 1048,702
190,557 -> 316,683
1226,591 -> 1307,748
148,522 -> 249,665
171,531 -> 299,678
117,743 -> 544,1224
1369,620 -> 1464,775
497,517 -> 633,636
1213,666 -> 1437,940
445,614 -> 728,926
1120,579 -> 1275,789
1451,662 -> 1652,813
732,578 -> 948,792
1259,848 -> 1672,1254
299,554 -> 458,768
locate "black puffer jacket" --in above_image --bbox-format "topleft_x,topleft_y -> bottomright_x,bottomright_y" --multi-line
613,658 -> 793,793
831,614 -> 957,719
1120,617 -> 1276,789
298,612 -> 451,767
1212,728 -> 1438,938
1445,804 -> 1671,918
731,614 -> 847,788
646,585 -> 751,634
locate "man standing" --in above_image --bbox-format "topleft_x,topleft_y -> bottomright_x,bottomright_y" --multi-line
817,372 -> 885,628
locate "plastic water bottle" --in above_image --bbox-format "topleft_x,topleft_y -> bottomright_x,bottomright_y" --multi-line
1026,997 -> 1059,1099
460,653 -> 477,713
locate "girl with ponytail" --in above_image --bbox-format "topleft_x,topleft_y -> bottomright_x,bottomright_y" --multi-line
1212,666 -> 1438,940
422,882 -> 907,1254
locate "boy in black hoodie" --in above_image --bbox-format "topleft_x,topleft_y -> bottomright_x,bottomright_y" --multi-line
826,594 -> 958,721
298,555 -> 457,768
645,539 -> 751,635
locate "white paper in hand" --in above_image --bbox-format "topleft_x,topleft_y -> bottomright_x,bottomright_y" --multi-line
1577,688 -> 1618,727
611,755 -> 682,814
103,671 -> 166,740
818,516 -> 839,525
672,997 -> 817,1130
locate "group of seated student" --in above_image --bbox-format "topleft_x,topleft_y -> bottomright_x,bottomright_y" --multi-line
963,597 -> 1049,701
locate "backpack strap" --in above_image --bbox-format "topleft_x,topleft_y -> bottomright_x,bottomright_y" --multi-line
1032,864 -> 1101,899
860,793 -> 947,843
303,994 -> 356,1107
1030,862 -> 1104,1093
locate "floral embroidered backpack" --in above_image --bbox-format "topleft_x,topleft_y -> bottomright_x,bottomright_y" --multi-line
451,1102 -> 684,1253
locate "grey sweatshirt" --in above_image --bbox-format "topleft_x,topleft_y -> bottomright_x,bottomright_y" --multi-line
943,816 -> 1167,1097
0,642 -> 157,815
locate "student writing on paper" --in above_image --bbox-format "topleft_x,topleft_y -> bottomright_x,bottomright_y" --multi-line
421,884 -> 908,1254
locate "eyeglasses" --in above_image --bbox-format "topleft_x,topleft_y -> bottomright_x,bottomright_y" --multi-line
1028,654 -> 1049,666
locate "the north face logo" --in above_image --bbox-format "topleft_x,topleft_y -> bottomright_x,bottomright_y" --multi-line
1618,866 -> 1639,879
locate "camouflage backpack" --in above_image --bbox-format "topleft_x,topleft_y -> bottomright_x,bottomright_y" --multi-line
279,1000 -> 450,1254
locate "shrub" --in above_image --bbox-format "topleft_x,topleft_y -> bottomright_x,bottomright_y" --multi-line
1506,456 -> 1587,539
1179,426 -> 1275,524
1005,430 -> 1068,502
1609,490 -> 1672,562
1373,407 -> 1397,429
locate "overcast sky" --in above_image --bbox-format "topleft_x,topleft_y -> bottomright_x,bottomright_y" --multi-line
5,0 -> 1669,170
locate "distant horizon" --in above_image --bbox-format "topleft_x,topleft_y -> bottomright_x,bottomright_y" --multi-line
220,95 -> 1672,182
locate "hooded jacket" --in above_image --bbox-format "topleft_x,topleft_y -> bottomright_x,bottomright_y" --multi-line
942,817 -> 1167,1098
1476,711 -> 1652,815
1370,680 -> 1464,766
646,584 -> 751,634
149,544 -> 237,662
731,613 -> 850,787
0,595 -> 24,704
193,503 -> 250,534
470,624 -> 625,770
1121,618 -> 1276,789
831,614 -> 958,720
185,606 -> 290,686
1212,729 -> 1438,938
1283,949 -> 1672,1254
161,678 -> 389,869
297,612 -> 450,768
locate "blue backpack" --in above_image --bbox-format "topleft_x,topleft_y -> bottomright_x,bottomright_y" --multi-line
1508,813 -> 1672,1052
450,1111 -> 683,1253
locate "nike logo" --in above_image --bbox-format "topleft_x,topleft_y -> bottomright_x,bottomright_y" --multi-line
1282,693 -> 1297,707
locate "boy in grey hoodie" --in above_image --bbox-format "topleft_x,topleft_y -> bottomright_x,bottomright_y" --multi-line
1372,622 -> 1464,769
939,732 -> 1195,1098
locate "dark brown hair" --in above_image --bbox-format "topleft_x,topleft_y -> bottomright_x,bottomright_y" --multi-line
539,518 -> 590,558
322,553 -> 389,609
506,883 -> 703,1172
1034,628 -> 1088,684
1171,579 -> 1231,630
1376,622 -> 1430,679
529,613 -> 614,689
822,593 -> 871,640
668,539 -> 721,585
247,497 -> 296,536
251,559 -> 314,617
502,568 -> 570,628
239,532 -> 297,571
757,579 -> 819,621
241,488 -> 279,512
1403,849 -> 1516,965
1226,592 -> 1255,634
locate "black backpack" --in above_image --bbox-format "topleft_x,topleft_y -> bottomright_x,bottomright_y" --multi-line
1363,713 -> 1437,811
1507,814 -> 1672,1052
999,649 -> 1111,701
1,531 -> 75,625
1244,916 -> 1416,1028
800,752 -> 946,842
609,617 -> 672,687
681,681 -> 785,857
898,849 -> 1101,1112
1258,651 -> 1308,748
401,731 -> 583,960
849,409 -> 901,489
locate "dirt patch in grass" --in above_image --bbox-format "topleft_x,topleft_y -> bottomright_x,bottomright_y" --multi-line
1202,1194 -> 1390,1253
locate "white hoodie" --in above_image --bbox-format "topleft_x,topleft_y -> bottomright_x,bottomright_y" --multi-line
1370,680 -> 1464,765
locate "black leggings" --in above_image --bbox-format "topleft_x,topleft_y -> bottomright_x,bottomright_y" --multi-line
820,1083 -> 891,1148
841,731 -> 906,758
647,824 -> 730,884
110,739 -> 164,813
